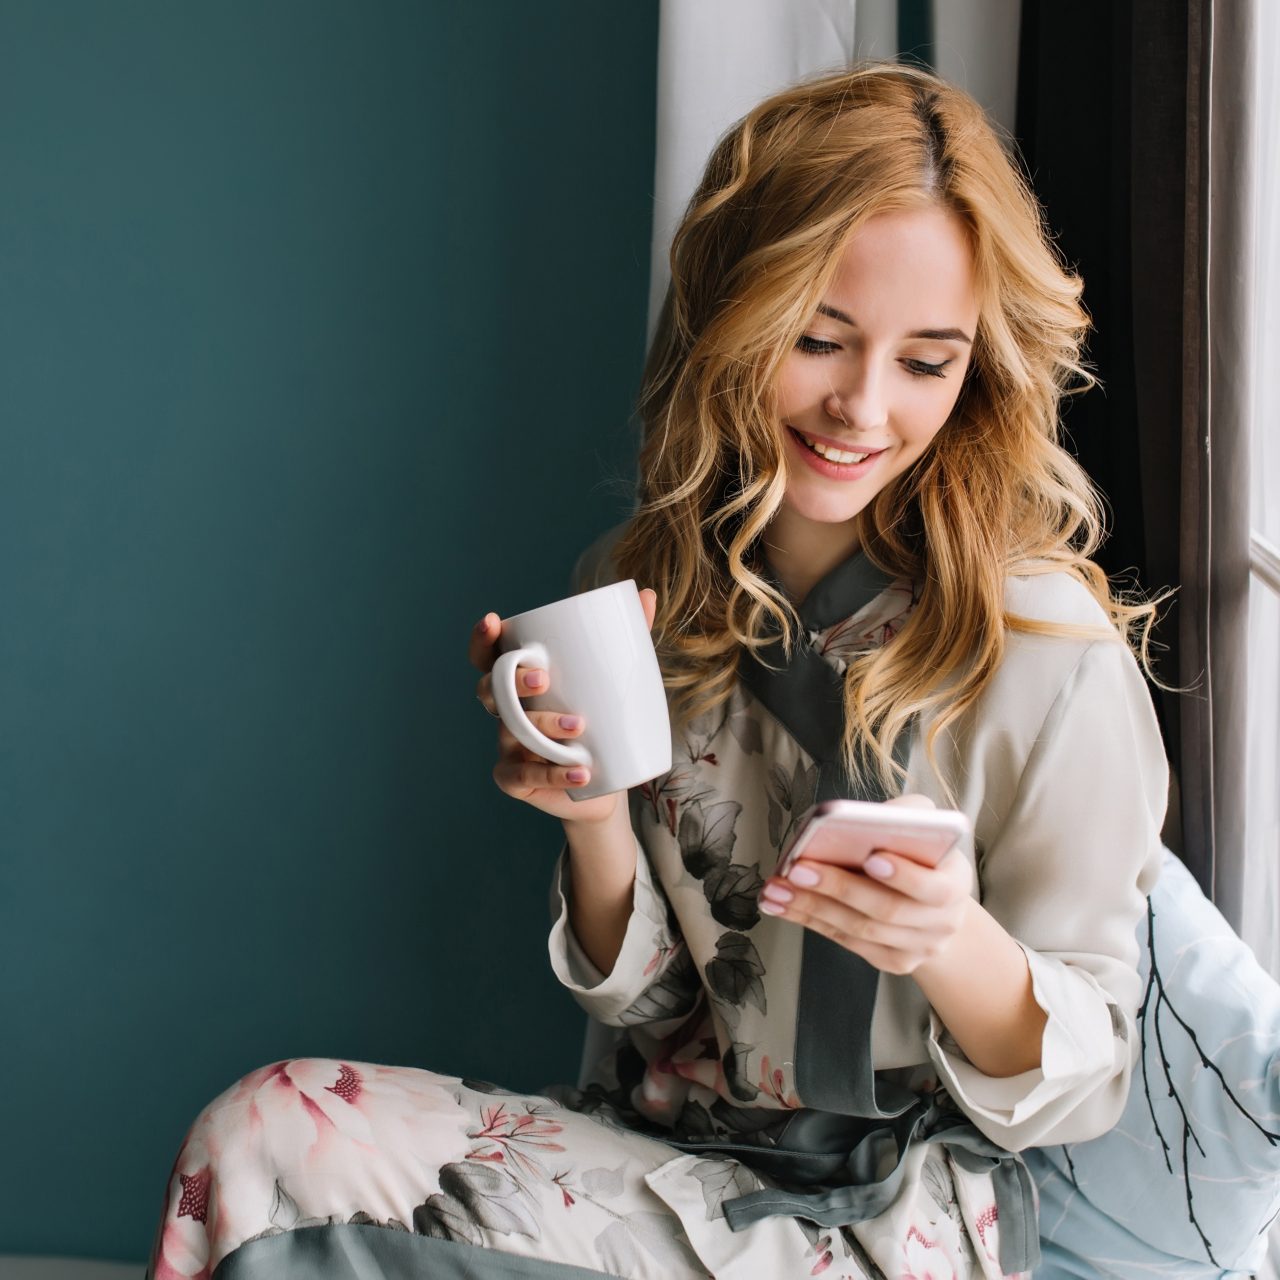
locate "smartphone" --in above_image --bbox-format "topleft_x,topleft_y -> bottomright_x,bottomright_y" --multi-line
775,799 -> 970,879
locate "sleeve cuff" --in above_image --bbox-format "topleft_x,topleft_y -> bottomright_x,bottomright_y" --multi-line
546,837 -> 674,1023
926,943 -> 1121,1138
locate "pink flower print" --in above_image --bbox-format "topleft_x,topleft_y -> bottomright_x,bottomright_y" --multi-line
902,1224 -> 958,1280
974,1202 -> 997,1251
811,580 -> 917,673
637,765 -> 704,834
810,1232 -> 834,1273
325,1063 -> 361,1104
466,1103 -> 566,1183
758,1056 -> 800,1109
151,1060 -> 470,1280
176,1168 -> 211,1224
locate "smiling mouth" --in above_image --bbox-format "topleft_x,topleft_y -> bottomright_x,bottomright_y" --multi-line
788,426 -> 884,465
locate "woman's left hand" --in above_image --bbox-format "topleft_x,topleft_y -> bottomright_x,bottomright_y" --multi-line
758,796 -> 975,977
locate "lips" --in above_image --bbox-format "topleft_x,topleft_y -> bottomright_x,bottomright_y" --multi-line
786,425 -> 888,466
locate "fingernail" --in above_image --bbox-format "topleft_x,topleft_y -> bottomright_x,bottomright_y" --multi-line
865,855 -> 894,879
475,615 -> 490,633
787,864 -> 820,888
558,715 -> 583,731
761,882 -> 793,904
524,670 -> 546,690
759,900 -> 786,916
566,767 -> 589,784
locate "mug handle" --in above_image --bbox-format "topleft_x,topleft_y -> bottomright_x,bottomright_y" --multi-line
491,642 -> 592,768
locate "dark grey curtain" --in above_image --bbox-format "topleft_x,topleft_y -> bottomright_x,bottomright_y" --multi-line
1179,0 -> 1256,928
1016,0 -> 1256,922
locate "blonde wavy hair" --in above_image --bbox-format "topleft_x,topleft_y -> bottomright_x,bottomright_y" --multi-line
611,62 -> 1162,792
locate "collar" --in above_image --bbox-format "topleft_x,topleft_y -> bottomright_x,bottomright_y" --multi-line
766,546 -> 896,633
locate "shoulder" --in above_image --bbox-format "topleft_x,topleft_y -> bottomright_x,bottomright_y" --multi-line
571,522 -> 629,592
927,568 -> 1138,763
1002,566 -> 1113,631
943,571 -> 1161,794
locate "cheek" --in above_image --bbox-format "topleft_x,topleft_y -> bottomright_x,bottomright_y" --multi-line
903,378 -> 967,447
774,355 -> 826,418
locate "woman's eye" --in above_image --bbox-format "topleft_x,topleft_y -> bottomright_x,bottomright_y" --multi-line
904,358 -> 951,379
795,335 -> 839,355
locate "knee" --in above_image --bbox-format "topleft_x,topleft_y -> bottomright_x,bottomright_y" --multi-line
182,1058 -> 464,1164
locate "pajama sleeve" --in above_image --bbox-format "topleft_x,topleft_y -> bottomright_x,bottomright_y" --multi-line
547,834 -> 700,1027
924,632 -> 1168,1151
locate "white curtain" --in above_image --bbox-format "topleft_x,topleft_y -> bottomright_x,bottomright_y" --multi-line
647,0 -> 1024,340
648,0 -> 864,342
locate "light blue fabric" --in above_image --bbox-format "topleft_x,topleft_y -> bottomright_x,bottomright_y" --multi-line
1026,848 -> 1280,1278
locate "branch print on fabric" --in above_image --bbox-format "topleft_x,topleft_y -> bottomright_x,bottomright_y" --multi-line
1131,898 -> 1280,1267
637,686 -> 762,837
810,580 -> 917,675
636,765 -> 711,837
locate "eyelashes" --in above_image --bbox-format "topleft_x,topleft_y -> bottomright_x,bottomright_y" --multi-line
793,335 -> 952,379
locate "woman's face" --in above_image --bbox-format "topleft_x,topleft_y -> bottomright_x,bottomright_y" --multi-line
774,205 -> 981,534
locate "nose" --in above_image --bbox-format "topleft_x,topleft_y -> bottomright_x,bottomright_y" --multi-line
824,363 -> 888,434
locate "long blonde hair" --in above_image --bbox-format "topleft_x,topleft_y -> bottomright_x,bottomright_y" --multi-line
612,62 -> 1161,791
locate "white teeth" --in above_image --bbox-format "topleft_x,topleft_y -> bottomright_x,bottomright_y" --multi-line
799,432 -> 869,465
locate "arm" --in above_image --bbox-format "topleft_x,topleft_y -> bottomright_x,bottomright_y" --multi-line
919,636 -> 1168,1148
547,800 -> 700,1029
562,803 -> 639,975
913,897 -> 1047,1077
762,632 -> 1167,1146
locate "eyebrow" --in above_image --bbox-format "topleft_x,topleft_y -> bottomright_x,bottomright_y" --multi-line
815,303 -> 972,345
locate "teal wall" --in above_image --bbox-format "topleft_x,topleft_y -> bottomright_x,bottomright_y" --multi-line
0,2 -> 658,1262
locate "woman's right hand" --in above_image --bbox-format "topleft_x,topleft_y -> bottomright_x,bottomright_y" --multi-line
468,590 -> 658,826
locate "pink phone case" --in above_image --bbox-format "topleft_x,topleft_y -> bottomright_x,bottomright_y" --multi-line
776,799 -> 969,878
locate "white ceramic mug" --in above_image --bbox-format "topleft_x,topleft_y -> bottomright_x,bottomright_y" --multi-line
491,580 -> 672,801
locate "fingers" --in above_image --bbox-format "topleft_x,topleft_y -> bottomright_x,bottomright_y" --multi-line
493,757 -> 592,798
757,854 -> 972,975
474,665 -> 550,715
468,613 -> 502,672
759,866 -> 959,974
468,613 -> 551,689
766,860 -> 952,926
884,792 -> 936,811
639,587 -> 658,631
496,711 -> 586,757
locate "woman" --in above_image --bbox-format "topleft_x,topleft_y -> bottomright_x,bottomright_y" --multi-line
148,63 -> 1168,1280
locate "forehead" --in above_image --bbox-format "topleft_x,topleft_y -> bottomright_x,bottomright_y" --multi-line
824,206 -> 979,331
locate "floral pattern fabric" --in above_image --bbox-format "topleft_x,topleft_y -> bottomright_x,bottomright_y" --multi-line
148,1058 -> 1005,1280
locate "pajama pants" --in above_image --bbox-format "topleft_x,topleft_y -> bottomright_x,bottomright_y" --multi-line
147,1057 -> 1014,1280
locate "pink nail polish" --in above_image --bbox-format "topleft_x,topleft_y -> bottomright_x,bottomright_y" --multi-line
865,855 -> 894,878
559,715 -> 583,731
759,899 -> 786,916
761,882 -> 793,904
788,864 -> 820,888
566,767 -> 589,784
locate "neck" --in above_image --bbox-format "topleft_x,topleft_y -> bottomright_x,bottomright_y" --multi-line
764,507 -> 862,605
